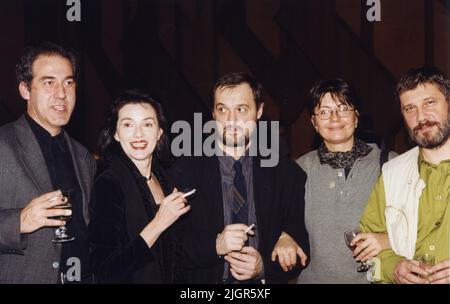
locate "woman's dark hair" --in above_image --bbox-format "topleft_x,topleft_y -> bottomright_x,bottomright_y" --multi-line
308,78 -> 361,116
98,90 -> 169,164
396,66 -> 450,103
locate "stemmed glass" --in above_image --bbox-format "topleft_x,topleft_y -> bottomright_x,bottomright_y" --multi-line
50,189 -> 75,243
344,229 -> 372,272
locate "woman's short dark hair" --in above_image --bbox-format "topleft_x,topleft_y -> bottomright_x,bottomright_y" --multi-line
396,66 -> 450,103
16,41 -> 79,88
211,72 -> 263,110
98,90 -> 169,164
308,78 -> 361,116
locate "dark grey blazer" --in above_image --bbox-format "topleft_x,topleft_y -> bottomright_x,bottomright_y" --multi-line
0,115 -> 95,284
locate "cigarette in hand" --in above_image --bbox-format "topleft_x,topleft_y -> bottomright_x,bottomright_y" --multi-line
244,223 -> 255,234
182,189 -> 196,198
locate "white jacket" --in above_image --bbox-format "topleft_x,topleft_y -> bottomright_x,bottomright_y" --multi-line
382,147 -> 425,259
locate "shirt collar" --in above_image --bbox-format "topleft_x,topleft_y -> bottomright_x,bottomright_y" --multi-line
217,152 -> 252,175
218,154 -> 236,170
418,147 -> 450,168
25,113 -> 65,143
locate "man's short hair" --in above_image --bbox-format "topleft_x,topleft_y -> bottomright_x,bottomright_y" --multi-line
16,41 -> 79,89
396,66 -> 450,103
211,72 -> 263,109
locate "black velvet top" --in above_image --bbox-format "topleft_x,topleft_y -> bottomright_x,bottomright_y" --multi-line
89,147 -> 175,283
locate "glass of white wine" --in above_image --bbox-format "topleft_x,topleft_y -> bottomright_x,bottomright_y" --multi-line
50,189 -> 75,243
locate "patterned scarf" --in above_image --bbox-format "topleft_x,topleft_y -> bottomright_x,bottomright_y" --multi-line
317,138 -> 372,170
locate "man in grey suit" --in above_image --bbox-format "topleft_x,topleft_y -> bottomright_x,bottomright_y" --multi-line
0,42 -> 95,283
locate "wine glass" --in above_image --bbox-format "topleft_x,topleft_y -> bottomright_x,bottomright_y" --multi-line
344,229 -> 372,272
50,189 -> 75,243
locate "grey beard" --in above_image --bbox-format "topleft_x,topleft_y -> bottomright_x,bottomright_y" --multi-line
408,117 -> 450,149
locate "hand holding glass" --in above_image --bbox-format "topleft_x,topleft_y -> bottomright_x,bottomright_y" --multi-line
344,229 -> 372,272
49,190 -> 75,243
418,254 -> 435,280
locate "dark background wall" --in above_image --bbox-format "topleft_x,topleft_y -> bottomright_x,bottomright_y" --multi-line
0,0 -> 449,159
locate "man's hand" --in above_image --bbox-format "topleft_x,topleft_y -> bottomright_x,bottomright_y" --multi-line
216,224 -> 253,256
393,259 -> 430,284
351,232 -> 390,262
430,259 -> 450,284
20,190 -> 71,234
225,246 -> 263,281
271,232 -> 307,271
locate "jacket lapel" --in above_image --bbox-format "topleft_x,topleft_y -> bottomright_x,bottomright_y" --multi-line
252,155 -> 272,247
14,115 -> 53,193
205,156 -> 225,230
14,115 -> 91,224
65,134 -> 91,224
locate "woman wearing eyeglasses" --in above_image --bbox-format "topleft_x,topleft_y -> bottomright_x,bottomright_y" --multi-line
283,79 -> 395,283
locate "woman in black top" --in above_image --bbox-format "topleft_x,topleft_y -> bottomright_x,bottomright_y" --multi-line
90,90 -> 190,283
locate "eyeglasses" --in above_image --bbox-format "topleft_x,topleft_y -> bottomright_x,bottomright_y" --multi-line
314,105 -> 354,120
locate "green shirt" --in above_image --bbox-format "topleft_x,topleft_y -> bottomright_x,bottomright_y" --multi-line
360,151 -> 450,283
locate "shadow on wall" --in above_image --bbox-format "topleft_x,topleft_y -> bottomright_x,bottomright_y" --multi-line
358,114 -> 384,149
0,97 -> 17,125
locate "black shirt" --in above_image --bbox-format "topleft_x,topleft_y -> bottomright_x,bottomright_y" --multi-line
25,114 -> 90,283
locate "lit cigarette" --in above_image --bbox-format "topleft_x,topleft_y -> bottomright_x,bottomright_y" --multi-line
182,189 -> 196,198
245,223 -> 255,234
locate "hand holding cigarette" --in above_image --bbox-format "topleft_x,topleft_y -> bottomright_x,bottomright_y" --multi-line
244,223 -> 255,234
182,189 -> 196,198
216,223 -> 254,256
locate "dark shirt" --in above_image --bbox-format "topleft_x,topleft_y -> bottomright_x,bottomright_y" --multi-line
25,114 -> 90,283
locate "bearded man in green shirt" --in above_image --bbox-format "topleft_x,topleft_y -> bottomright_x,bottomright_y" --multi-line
359,66 -> 450,284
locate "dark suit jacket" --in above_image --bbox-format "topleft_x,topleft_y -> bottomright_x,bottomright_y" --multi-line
0,115 -> 95,283
90,151 -> 175,283
169,154 -> 309,284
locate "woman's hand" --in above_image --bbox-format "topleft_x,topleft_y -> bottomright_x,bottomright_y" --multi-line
271,232 -> 307,272
140,188 -> 190,247
351,232 -> 390,262
152,188 -> 191,232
